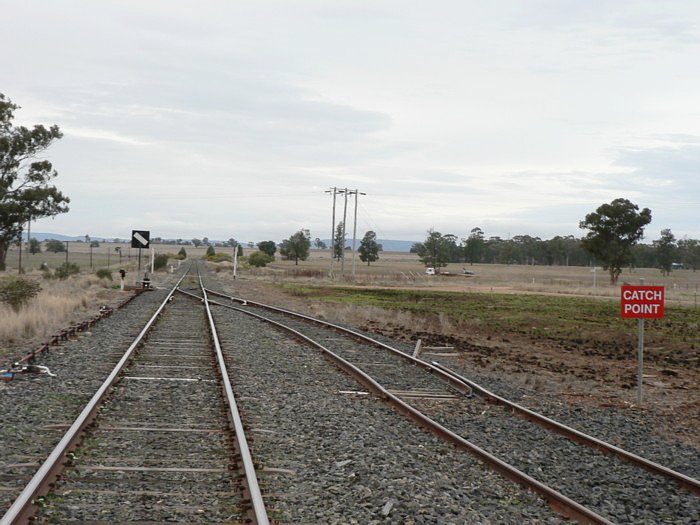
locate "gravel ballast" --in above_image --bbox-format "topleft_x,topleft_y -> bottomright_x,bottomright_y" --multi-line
213,306 -> 564,523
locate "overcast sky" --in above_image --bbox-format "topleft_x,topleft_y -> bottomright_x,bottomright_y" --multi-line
4,1 -> 700,243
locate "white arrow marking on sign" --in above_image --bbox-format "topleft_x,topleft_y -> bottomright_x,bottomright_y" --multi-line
133,232 -> 148,246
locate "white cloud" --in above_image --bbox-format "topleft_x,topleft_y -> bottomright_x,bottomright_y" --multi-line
4,1 -> 700,241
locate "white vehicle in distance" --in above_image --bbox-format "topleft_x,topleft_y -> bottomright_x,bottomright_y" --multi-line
425,267 -> 436,275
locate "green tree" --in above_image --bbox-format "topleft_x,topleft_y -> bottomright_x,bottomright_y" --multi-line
191,238 -> 203,247
358,231 -> 379,266
177,247 -> 187,259
463,227 -> 485,264
206,245 -> 216,257
29,238 -> 41,254
248,251 -> 273,267
314,237 -> 327,249
280,230 -> 310,265
90,240 -> 100,248
653,229 -> 676,276
579,198 -> 652,284
443,234 -> 461,262
45,239 -> 66,253
0,94 -> 70,270
678,238 -> 700,271
257,240 -> 277,258
413,229 -> 453,271
333,222 -> 345,260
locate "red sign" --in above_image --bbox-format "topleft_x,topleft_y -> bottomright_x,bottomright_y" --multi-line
620,285 -> 665,318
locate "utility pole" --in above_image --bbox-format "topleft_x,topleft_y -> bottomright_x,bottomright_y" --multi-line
340,188 -> 348,275
233,241 -> 238,279
350,189 -> 366,277
26,216 -> 31,270
18,227 -> 23,274
325,187 -> 339,277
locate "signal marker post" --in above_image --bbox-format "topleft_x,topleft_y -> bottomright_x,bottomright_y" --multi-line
131,230 -> 150,285
620,280 -> 665,404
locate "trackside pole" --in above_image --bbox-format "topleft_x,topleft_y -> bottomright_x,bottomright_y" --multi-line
620,278 -> 664,406
637,277 -> 645,404
637,317 -> 644,404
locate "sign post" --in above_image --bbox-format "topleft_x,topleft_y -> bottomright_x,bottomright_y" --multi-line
131,230 -> 150,284
620,280 -> 665,404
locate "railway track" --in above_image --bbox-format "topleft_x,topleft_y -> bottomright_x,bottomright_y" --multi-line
202,286 -> 700,524
3,264 -> 697,523
1,268 -> 268,524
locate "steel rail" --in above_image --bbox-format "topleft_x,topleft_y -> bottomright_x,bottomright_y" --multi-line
430,361 -> 700,496
208,288 -> 700,497
195,275 -> 270,525
204,289 -> 473,397
205,297 -> 613,525
1,269 -> 190,525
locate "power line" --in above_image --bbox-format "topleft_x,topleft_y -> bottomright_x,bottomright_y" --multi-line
325,187 -> 365,277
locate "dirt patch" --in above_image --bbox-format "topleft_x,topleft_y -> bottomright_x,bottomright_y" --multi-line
224,277 -> 700,450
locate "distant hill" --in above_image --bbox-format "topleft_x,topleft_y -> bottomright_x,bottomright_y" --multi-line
319,239 -> 417,252
22,232 -> 121,242
376,239 -> 416,252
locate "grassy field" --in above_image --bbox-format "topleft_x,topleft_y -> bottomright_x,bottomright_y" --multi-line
275,284 -> 699,365
6,242 -> 699,301
3,242 -> 699,359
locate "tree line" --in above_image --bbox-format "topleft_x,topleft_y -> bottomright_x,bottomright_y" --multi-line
412,199 -> 700,284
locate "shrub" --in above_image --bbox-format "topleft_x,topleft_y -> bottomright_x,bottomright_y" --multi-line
45,239 -> 66,253
248,251 -> 273,267
96,268 -> 112,280
54,262 -> 80,279
206,253 -> 232,263
29,238 -> 42,254
0,277 -> 42,311
177,247 -> 187,259
154,253 -> 169,271
206,245 -> 216,257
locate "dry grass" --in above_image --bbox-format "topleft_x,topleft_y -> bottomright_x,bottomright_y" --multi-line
307,302 -> 465,338
0,273 -> 115,352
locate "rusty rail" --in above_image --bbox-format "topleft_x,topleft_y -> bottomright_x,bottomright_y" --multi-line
207,288 -> 700,497
1,275 -> 187,525
195,275 -> 269,525
204,297 -> 612,525
204,289 -> 474,397
430,361 -> 700,496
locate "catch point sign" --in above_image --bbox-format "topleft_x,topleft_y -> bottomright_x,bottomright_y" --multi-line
620,285 -> 665,319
